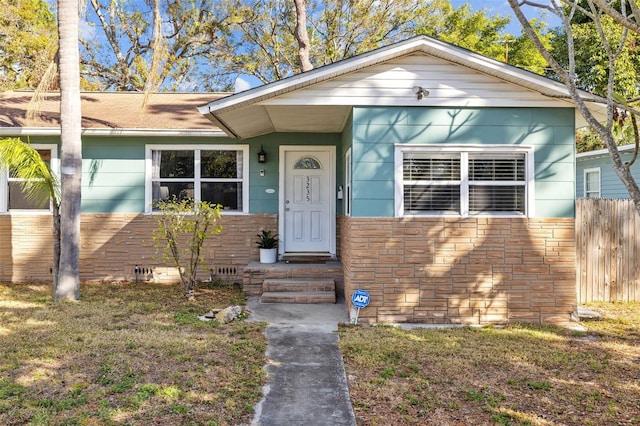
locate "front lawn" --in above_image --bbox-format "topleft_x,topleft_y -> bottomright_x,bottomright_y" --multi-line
0,282 -> 266,425
339,303 -> 640,425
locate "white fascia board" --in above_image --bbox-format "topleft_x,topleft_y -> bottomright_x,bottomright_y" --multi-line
576,144 -> 636,159
0,127 -> 227,137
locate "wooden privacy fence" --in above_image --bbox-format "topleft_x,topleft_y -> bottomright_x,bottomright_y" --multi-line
576,198 -> 640,302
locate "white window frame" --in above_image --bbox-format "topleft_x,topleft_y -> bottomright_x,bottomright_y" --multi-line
0,144 -> 59,214
584,167 -> 601,198
345,148 -> 352,216
144,144 -> 249,214
395,145 -> 535,218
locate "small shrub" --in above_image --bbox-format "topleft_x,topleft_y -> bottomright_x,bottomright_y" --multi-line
152,197 -> 223,300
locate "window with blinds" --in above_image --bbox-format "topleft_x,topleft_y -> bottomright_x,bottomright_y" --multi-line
468,153 -> 525,214
403,153 -> 461,214
399,149 -> 529,216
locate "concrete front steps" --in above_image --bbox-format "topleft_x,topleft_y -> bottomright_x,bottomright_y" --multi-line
262,278 -> 336,303
243,260 -> 343,304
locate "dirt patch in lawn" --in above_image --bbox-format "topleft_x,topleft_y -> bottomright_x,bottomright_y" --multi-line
339,302 -> 640,425
0,281 -> 267,425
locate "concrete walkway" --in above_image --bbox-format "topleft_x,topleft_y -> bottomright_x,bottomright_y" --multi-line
246,297 -> 357,426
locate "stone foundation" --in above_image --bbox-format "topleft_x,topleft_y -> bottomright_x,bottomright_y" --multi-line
340,216 -> 577,325
0,213 -> 277,283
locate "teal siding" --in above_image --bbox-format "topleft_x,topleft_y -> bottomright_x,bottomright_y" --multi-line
245,133 -> 342,214
13,106 -> 575,219
351,106 -> 576,218
576,150 -> 640,198
82,138 -> 146,212
14,133 -> 341,214
82,133 -> 341,214
81,137 -> 246,213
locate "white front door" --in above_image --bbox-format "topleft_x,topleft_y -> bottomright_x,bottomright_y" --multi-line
280,147 -> 335,254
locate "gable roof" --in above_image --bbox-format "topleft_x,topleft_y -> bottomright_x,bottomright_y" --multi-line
0,91 -> 226,137
198,35 -> 606,139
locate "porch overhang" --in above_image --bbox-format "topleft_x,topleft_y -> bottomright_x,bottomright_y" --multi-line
201,104 -> 353,139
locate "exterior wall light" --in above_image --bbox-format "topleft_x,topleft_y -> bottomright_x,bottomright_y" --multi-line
413,86 -> 429,100
257,145 -> 267,163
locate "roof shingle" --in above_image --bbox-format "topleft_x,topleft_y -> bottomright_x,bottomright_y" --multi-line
0,91 -> 226,130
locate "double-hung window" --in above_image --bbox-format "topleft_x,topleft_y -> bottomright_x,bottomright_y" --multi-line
146,145 -> 249,213
0,144 -> 58,213
396,145 -> 534,217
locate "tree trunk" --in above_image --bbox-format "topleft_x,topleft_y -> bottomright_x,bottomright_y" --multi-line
55,0 -> 82,301
293,0 -> 313,72
52,204 -> 60,297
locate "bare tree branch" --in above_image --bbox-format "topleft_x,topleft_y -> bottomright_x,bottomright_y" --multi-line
591,0 -> 640,33
508,0 -> 640,213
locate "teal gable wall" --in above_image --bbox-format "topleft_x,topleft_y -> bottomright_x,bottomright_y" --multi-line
576,150 -> 640,198
351,106 -> 576,218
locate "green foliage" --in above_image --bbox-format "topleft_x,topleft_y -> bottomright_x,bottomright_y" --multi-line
413,1 -> 510,59
255,230 -> 278,249
0,0 -> 57,90
552,14 -> 640,98
576,122 -> 637,153
0,138 -> 60,207
152,198 -> 223,299
507,19 -> 554,74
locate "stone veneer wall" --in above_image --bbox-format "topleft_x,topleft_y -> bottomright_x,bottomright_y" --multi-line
0,213 -> 278,283
339,215 -> 577,325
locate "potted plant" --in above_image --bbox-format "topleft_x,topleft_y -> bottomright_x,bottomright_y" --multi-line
256,230 -> 278,264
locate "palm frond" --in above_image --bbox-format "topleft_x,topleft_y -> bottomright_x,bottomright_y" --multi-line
27,50 -> 60,122
0,138 -> 60,207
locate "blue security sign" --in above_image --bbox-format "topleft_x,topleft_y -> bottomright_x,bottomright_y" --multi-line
351,289 -> 370,309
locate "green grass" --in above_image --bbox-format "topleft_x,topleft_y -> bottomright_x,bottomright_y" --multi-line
0,281 -> 266,425
339,303 -> 640,425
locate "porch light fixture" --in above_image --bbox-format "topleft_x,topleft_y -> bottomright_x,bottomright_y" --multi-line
257,145 -> 267,163
413,86 -> 429,100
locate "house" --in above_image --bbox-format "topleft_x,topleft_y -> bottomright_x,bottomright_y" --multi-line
1,36 -> 606,325
576,145 -> 640,198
